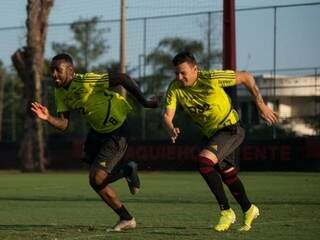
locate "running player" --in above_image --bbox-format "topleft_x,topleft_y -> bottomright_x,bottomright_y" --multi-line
31,53 -> 158,231
163,51 -> 278,232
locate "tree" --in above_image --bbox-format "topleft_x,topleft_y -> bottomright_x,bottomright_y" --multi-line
144,36 -> 222,96
1,71 -> 23,142
11,0 -> 54,172
52,16 -> 108,72
305,115 -> 320,135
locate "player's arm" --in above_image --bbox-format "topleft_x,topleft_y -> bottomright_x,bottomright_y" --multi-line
31,102 -> 70,131
109,73 -> 159,108
235,71 -> 279,125
163,107 -> 180,143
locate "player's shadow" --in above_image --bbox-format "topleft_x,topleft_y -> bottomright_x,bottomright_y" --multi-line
0,224 -> 207,236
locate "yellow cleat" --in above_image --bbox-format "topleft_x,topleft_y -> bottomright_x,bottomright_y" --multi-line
214,208 -> 236,232
238,204 -> 260,232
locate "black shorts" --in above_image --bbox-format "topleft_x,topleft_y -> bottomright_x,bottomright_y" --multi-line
200,122 -> 245,169
84,122 -> 128,173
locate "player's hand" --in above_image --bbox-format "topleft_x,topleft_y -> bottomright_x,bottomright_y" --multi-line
258,104 -> 279,125
145,96 -> 160,108
168,127 -> 180,143
31,102 -> 50,120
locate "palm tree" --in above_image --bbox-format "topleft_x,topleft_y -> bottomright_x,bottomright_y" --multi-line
11,0 -> 54,172
52,16 -> 109,73
143,36 -> 222,96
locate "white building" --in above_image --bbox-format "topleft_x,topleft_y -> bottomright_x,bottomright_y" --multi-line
237,74 -> 320,136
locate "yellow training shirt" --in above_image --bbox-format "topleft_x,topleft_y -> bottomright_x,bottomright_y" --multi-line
165,69 -> 239,137
55,73 -> 132,133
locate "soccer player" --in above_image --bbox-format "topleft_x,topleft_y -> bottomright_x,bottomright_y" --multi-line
31,53 -> 158,231
163,51 -> 278,232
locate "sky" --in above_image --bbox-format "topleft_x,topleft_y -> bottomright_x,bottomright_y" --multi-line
0,0 -> 319,75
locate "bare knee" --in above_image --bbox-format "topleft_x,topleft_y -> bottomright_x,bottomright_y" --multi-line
89,166 -> 109,190
199,149 -> 219,164
197,149 -> 219,175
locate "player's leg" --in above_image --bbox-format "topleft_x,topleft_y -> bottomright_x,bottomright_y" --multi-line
84,125 -> 140,195
84,128 -> 137,231
199,123 -> 246,231
198,150 -> 230,210
105,161 -> 140,195
221,166 -> 251,212
218,124 -> 260,231
89,165 -> 136,231
104,161 -> 140,195
197,149 -> 235,232
105,122 -> 140,194
220,165 -> 259,231
124,161 -> 140,194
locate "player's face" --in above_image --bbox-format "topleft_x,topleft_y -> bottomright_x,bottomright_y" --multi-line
174,62 -> 198,87
50,60 -> 74,88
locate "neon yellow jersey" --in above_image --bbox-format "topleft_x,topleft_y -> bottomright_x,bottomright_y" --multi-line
55,73 -> 132,133
165,70 -> 239,137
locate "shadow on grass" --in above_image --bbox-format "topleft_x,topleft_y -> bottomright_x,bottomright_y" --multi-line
0,224 -> 101,232
0,224 -> 207,236
0,196 -> 320,206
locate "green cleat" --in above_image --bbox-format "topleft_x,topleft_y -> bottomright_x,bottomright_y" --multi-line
238,204 -> 260,232
214,208 -> 236,232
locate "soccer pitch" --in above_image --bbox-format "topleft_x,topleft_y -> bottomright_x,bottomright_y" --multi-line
0,171 -> 319,240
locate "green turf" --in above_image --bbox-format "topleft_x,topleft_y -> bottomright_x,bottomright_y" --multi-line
0,171 -> 319,240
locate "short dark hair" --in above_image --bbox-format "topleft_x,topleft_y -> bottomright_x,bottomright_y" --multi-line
172,51 -> 197,66
52,53 -> 73,65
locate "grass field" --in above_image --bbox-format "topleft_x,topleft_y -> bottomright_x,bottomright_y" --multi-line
0,171 -> 319,240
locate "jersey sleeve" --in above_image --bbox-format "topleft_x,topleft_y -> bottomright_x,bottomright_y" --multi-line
54,88 -> 69,113
212,70 -> 236,87
101,73 -> 110,89
81,72 -> 110,90
164,82 -> 178,110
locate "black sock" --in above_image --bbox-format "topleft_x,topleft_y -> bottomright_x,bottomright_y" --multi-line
198,156 -> 230,210
226,178 -> 251,212
114,205 -> 133,220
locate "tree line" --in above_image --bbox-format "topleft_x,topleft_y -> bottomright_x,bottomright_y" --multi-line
3,1 -> 307,172
0,0 -> 221,172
